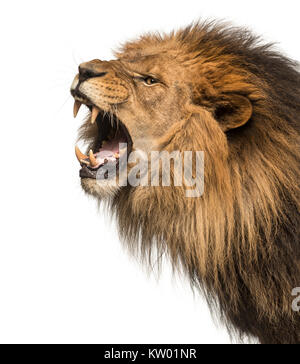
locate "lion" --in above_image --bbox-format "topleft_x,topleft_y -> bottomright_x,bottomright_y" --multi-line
70,21 -> 300,344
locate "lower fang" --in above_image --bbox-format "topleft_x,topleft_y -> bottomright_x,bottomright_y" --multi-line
75,145 -> 88,164
80,160 -> 90,165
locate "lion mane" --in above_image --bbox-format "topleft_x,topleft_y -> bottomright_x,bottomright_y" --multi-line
76,22 -> 300,343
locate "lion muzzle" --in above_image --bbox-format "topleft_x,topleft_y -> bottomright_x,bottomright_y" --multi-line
71,59 -> 129,110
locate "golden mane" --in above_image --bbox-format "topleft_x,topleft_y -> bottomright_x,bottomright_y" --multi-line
76,22 -> 300,343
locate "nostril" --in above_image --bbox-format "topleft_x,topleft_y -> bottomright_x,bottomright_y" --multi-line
78,67 -> 107,81
80,69 -> 94,79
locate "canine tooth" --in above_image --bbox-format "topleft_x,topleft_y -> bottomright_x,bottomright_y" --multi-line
75,145 -> 88,163
89,149 -> 98,167
91,106 -> 100,124
73,101 -> 82,118
114,153 -> 119,159
80,160 -> 90,165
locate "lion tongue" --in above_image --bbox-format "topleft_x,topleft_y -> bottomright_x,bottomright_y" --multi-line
95,140 -> 120,165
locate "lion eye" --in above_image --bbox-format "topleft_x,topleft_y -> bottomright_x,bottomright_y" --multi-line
144,76 -> 158,85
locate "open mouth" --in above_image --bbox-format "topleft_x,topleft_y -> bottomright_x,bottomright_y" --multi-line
72,94 -> 132,179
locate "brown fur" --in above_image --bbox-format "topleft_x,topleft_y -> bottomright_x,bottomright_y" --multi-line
75,21 -> 300,344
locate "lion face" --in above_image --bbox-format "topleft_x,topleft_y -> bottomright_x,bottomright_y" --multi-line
71,30 -> 255,199
71,53 -> 193,197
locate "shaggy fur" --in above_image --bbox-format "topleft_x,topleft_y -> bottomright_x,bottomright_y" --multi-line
76,22 -> 300,344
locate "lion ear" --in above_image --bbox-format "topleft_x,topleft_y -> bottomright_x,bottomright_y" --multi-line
215,94 -> 253,131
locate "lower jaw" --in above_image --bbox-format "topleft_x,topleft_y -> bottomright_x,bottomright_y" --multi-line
80,160 -> 130,199
79,166 -> 98,179
79,161 -> 119,179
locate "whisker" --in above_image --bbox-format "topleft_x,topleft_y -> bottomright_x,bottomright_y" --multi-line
109,107 -> 114,128
113,105 -> 119,130
55,95 -> 72,115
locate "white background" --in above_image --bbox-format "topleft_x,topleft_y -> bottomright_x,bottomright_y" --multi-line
0,0 -> 299,344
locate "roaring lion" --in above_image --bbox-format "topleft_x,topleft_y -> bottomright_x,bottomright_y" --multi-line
70,22 -> 300,344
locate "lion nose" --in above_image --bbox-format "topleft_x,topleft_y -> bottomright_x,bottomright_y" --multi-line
78,60 -> 108,82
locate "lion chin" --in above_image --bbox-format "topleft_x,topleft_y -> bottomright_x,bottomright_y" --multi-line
70,21 -> 300,344
81,178 -> 120,199
80,163 -> 129,200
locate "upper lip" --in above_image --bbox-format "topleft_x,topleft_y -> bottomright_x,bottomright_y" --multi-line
71,88 -> 92,107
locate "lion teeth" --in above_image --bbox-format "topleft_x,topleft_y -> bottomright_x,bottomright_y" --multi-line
75,145 -> 88,164
73,101 -> 82,118
80,159 -> 90,165
113,153 -> 119,159
89,149 -> 98,167
91,106 -> 100,124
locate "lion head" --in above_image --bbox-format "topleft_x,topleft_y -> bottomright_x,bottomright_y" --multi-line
71,22 -> 300,344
